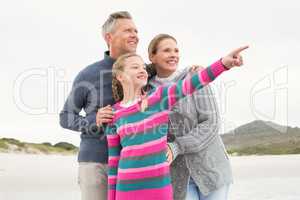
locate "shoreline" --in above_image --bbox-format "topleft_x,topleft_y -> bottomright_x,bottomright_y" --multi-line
1,151 -> 299,157
1,154 -> 300,200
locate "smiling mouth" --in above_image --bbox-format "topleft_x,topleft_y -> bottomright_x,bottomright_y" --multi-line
128,41 -> 137,45
137,75 -> 147,79
166,60 -> 177,65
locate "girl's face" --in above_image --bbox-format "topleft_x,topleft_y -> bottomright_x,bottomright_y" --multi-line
150,38 -> 179,75
117,56 -> 148,89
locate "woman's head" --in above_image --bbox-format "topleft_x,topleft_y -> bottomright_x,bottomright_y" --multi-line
148,34 -> 179,77
112,53 -> 148,101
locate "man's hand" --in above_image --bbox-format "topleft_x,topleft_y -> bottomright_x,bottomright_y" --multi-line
221,45 -> 249,69
166,145 -> 174,164
96,105 -> 113,127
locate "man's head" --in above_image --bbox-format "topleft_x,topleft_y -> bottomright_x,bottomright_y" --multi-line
102,11 -> 139,59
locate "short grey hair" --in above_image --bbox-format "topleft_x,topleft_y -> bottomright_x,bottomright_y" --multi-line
102,11 -> 132,38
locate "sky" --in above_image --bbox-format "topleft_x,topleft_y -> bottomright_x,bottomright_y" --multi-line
1,0 -> 299,146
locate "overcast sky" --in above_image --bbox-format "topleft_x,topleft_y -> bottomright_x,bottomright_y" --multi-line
1,0 -> 299,145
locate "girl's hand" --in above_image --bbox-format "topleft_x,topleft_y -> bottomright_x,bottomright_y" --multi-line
221,45 -> 249,69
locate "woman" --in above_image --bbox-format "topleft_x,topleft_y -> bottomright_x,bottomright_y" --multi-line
106,46 -> 247,200
148,34 -> 234,200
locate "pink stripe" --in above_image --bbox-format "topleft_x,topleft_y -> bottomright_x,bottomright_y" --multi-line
118,111 -> 169,138
113,87 -> 164,123
182,76 -> 195,96
115,184 -> 173,200
107,134 -> 119,139
108,177 -> 117,184
167,84 -> 177,109
109,156 -> 120,161
113,102 -> 122,110
199,68 -> 211,85
108,190 -> 116,200
121,138 -> 166,158
118,165 -> 169,180
121,136 -> 167,152
210,60 -> 227,77
113,105 -> 139,123
107,136 -> 120,147
118,162 -> 169,173
108,158 -> 119,167
147,86 -> 163,106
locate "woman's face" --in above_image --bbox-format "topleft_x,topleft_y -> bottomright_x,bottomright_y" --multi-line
117,56 -> 148,89
150,38 -> 179,75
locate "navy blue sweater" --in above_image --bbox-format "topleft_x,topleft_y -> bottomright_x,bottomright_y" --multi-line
59,52 -> 115,163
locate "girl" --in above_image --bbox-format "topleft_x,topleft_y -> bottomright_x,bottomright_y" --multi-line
106,46 -> 247,200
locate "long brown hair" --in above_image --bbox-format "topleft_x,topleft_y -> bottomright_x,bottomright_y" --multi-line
147,33 -> 177,76
112,53 -> 143,102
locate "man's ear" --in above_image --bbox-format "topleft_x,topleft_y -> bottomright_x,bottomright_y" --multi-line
104,33 -> 112,46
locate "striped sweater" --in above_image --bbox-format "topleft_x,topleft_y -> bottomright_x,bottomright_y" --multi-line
105,60 -> 228,200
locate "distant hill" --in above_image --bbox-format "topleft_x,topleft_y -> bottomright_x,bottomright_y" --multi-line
0,138 -> 78,155
2,120 -> 300,156
221,120 -> 300,155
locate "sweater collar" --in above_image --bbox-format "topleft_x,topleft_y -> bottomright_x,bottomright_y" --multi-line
151,67 -> 190,87
154,70 -> 182,84
104,51 -> 115,66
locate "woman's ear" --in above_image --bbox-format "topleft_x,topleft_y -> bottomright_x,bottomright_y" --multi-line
149,53 -> 156,63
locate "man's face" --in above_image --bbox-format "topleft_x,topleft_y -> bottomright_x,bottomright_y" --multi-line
108,19 -> 139,55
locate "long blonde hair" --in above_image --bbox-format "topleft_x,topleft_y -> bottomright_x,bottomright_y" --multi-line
112,53 -> 142,102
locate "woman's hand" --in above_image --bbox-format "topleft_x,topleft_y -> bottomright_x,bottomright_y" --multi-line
189,65 -> 204,73
166,145 -> 174,164
221,45 -> 249,69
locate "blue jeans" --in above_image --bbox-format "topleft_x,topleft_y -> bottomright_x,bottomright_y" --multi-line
186,178 -> 229,200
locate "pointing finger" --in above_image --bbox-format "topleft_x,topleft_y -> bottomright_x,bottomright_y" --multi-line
231,45 -> 249,55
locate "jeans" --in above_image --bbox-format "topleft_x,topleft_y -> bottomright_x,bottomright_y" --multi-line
186,178 -> 230,200
78,162 -> 108,200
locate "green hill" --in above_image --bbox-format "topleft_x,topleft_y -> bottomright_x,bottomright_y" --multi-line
221,120 -> 300,155
0,138 -> 78,155
1,120 -> 299,156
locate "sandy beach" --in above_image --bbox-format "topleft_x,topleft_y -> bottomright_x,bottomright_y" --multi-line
0,154 -> 299,200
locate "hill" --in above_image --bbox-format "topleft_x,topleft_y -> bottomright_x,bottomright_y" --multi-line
0,138 -> 78,155
2,120 -> 300,156
221,120 -> 300,155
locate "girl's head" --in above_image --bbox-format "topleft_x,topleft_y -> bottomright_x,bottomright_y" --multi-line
148,34 -> 179,77
112,53 -> 148,101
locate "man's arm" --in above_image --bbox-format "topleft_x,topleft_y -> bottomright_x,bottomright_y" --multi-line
59,72 -> 98,133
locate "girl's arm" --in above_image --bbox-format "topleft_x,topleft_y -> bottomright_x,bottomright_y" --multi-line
163,46 -> 248,109
106,124 -> 121,200
163,59 -> 227,109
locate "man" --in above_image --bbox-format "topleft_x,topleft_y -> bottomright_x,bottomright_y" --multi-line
59,11 -> 138,200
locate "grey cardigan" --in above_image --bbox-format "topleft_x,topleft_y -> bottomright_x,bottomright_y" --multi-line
149,68 -> 233,199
